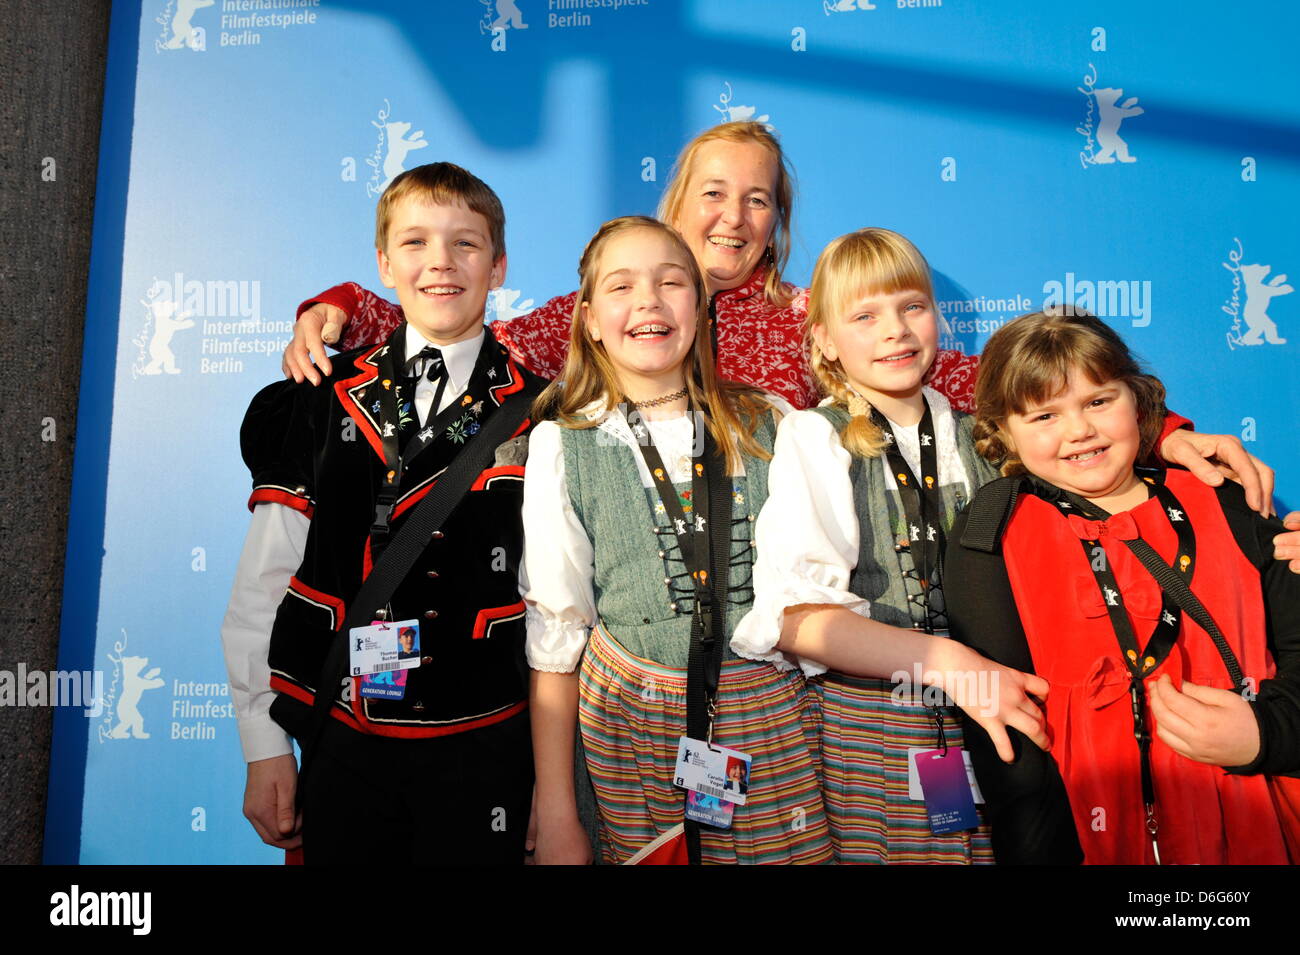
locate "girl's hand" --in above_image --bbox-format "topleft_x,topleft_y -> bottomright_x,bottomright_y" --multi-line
534,811 -> 593,866
938,643 -> 1051,764
1148,675 -> 1261,767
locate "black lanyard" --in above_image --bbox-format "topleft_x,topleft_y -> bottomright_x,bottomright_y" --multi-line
1036,470 -> 1196,861
620,401 -> 732,864
872,398 -> 944,632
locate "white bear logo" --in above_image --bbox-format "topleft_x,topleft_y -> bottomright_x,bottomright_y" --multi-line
824,0 -> 876,13
380,121 -> 428,192
1239,263 -> 1291,346
108,656 -> 164,740
140,282 -> 194,375
161,0 -> 214,51
492,0 -> 528,30
714,83 -> 770,127
488,288 -> 536,323
1091,87 -> 1143,164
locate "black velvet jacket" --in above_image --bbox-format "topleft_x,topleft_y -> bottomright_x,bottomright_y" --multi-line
241,324 -> 545,738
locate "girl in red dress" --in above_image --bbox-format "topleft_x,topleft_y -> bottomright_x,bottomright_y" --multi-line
945,310 -> 1299,865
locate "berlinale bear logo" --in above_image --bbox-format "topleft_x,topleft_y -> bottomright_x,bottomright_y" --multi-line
156,0 -> 214,52
1077,64 -> 1144,168
1223,238 -> 1291,349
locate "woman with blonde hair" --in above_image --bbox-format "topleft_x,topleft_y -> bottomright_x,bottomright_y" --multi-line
280,121 -> 977,412
278,122 -> 1275,506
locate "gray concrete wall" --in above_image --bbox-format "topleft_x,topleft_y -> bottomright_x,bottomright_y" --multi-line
0,0 -> 111,863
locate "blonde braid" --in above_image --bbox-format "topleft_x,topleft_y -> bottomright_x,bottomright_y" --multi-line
808,340 -> 889,458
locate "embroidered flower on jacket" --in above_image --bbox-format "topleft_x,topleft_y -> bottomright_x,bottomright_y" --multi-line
446,413 -> 474,444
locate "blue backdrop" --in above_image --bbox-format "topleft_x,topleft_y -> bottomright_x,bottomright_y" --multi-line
48,0 -> 1299,862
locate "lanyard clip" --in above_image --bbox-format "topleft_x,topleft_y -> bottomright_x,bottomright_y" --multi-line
371,503 -> 392,537
696,592 -> 715,641
1129,680 -> 1145,744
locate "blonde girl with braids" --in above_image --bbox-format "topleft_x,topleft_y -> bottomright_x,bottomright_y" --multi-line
525,216 -> 834,865
733,228 -> 1052,863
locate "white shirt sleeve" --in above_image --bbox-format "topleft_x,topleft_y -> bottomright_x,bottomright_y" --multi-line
220,502 -> 308,762
732,409 -> 869,677
520,421 -> 596,673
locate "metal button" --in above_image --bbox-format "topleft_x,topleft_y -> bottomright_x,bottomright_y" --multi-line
420,656 -> 433,666
424,610 -> 438,619
670,602 -> 678,612
663,577 -> 671,585
374,609 -> 388,620
427,570 -> 439,578
431,530 -> 445,540
657,550 -> 666,558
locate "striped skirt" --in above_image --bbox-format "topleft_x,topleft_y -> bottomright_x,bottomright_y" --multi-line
816,672 -> 993,864
578,625 -> 833,865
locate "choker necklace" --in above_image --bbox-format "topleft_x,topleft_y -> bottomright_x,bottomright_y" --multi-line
630,387 -> 688,409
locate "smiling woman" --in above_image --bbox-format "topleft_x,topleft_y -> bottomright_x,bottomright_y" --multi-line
279,121 -> 978,413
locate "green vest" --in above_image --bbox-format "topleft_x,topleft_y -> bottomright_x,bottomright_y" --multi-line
814,404 -> 1000,630
561,411 -> 777,667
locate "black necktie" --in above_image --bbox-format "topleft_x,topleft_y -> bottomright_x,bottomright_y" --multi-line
406,345 -> 449,426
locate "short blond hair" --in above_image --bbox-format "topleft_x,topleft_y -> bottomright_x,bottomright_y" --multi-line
656,122 -> 795,307
805,228 -> 936,457
374,162 -> 506,260
972,308 -> 1168,475
532,216 -> 774,472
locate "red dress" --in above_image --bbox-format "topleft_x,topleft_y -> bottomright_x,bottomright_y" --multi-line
998,471 -> 1288,864
301,268 -> 981,412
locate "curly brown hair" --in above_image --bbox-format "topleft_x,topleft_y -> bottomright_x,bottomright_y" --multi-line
972,308 -> 1168,476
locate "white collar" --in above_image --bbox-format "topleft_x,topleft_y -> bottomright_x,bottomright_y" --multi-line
884,386 -> 953,430
403,324 -> 484,388
815,386 -> 952,424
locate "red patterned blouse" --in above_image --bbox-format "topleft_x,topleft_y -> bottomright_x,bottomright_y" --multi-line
301,267 -> 982,412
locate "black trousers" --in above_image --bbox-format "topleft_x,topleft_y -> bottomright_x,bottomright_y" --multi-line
289,708 -> 534,866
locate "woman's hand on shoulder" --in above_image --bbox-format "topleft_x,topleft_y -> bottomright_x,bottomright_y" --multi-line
282,302 -> 346,385
1158,429 -> 1275,518
1148,674 -> 1261,767
1275,512 -> 1300,574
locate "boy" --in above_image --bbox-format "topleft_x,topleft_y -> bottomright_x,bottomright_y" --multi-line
221,163 -> 544,864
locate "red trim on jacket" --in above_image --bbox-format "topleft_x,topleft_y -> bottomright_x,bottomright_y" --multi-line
469,466 -> 525,491
353,698 -> 528,738
472,601 -> 526,641
288,576 -> 347,632
270,675 -> 364,732
248,487 -> 314,518
332,344 -> 386,462
489,354 -> 527,405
